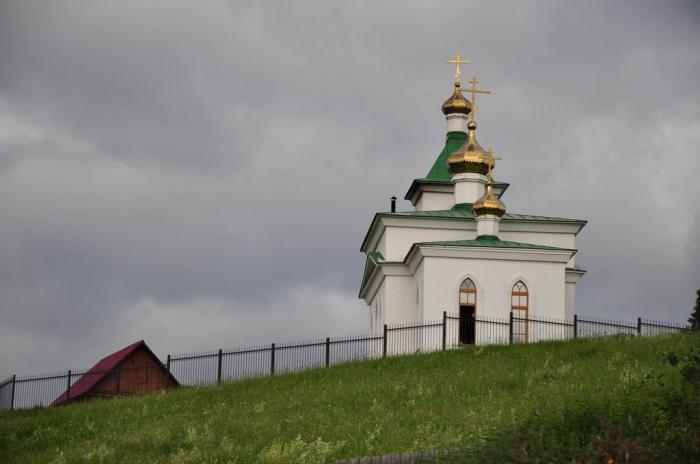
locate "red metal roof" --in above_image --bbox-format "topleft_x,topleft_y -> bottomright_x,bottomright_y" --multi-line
52,340 -> 171,406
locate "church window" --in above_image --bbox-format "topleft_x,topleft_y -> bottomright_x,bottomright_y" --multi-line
511,281 -> 529,343
458,278 -> 477,345
459,278 -> 476,305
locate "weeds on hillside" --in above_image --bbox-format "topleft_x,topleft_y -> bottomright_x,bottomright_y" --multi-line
459,346 -> 700,464
1,334 -> 698,464
258,435 -> 345,463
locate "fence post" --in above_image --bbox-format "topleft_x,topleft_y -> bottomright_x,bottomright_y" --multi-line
383,324 -> 388,358
217,349 -> 223,385
573,314 -> 578,339
115,365 -> 121,395
10,375 -> 16,411
509,312 -> 514,345
270,343 -> 276,375
442,311 -> 447,351
166,355 -> 171,389
325,337 -> 330,368
66,370 -> 72,401
637,317 -> 642,336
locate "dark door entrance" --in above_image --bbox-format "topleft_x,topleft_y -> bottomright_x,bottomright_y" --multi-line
459,305 -> 476,344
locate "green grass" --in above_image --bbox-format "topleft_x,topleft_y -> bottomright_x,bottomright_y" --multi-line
1,333 -> 699,463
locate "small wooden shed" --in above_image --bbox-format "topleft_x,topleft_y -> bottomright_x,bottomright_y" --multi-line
52,340 -> 178,406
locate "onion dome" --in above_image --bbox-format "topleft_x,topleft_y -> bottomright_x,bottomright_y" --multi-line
447,121 -> 491,174
441,82 -> 472,115
473,179 -> 506,217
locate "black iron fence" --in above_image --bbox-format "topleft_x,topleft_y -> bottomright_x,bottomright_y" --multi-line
0,313 -> 689,411
0,364 -> 174,411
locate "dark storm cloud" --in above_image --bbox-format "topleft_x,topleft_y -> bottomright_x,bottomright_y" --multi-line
0,0 -> 698,377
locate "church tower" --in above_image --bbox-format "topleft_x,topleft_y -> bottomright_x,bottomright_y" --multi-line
359,54 -> 586,338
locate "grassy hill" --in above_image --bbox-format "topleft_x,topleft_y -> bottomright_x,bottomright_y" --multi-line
1,333 -> 699,463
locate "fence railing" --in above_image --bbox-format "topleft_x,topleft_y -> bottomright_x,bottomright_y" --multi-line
0,313 -> 689,411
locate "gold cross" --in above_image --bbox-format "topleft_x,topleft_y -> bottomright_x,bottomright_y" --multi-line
484,148 -> 502,182
447,52 -> 470,83
463,76 -> 492,121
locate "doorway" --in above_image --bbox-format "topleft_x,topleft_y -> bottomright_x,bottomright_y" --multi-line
459,305 -> 476,344
458,278 -> 477,345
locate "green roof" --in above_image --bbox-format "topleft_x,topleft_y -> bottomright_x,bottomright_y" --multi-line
389,203 -> 586,224
359,237 -> 576,296
361,203 -> 586,252
404,178 -> 509,202
416,235 -> 576,252
360,251 -> 385,294
415,130 -> 509,196
426,131 -> 466,181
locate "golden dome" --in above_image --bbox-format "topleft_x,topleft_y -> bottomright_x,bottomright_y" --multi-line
447,121 -> 491,175
473,180 -> 506,217
441,82 -> 472,115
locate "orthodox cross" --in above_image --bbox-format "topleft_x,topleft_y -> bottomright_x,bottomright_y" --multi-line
447,52 -> 470,83
463,76 -> 492,121
484,148 -> 502,182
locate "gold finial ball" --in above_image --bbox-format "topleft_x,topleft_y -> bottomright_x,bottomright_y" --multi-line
441,82 -> 472,115
467,120 -> 477,130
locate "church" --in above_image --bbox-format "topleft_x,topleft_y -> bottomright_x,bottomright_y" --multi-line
359,55 -> 586,344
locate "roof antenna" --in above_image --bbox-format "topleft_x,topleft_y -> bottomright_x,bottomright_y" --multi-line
390,196 -> 397,213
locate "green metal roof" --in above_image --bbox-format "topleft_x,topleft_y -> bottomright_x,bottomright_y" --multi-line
412,130 -> 510,198
360,236 -> 575,295
360,203 -> 586,252
360,251 -> 385,294
426,131 -> 466,181
424,131 -> 513,188
389,203 -> 586,224
404,178 -> 509,202
416,235 -> 576,252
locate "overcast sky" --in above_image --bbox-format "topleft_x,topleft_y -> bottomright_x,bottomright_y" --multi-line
1,0 -> 699,378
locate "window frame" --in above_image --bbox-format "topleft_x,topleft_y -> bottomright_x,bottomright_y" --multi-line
459,278 -> 477,308
511,281 -> 529,343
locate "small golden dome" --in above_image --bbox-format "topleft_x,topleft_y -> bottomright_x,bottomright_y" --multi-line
473,180 -> 506,217
441,82 -> 472,115
447,121 -> 491,175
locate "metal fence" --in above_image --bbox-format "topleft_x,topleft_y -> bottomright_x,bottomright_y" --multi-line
0,313 -> 690,411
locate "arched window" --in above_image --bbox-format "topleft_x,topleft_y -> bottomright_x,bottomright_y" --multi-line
459,278 -> 477,306
511,281 -> 529,343
458,278 -> 477,345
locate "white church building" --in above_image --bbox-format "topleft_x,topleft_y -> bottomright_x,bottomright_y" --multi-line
359,59 -> 586,344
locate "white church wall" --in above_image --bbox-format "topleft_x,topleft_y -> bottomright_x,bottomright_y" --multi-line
446,114 -> 468,132
415,191 -> 455,212
383,264 -> 439,356
498,231 -> 576,250
565,282 -> 576,320
383,226 -> 475,262
383,275 -> 418,325
366,282 -> 386,358
453,173 -> 486,204
499,231 -> 577,267
415,260 -> 425,321
368,218 -> 582,262
368,282 -> 386,334
376,230 -> 387,258
476,215 -> 500,237
419,256 -> 566,323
